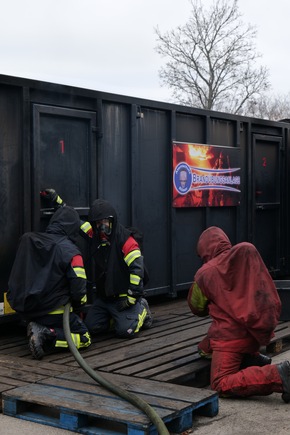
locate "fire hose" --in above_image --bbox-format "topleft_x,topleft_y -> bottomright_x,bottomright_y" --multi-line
63,303 -> 170,435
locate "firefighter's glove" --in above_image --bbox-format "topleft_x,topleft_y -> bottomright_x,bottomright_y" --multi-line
116,292 -> 137,312
72,295 -> 87,315
40,188 -> 65,208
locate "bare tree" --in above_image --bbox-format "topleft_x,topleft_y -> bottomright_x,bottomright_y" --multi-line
155,0 -> 270,114
245,93 -> 290,121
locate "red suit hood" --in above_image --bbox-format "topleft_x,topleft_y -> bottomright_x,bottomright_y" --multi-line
195,226 -> 281,345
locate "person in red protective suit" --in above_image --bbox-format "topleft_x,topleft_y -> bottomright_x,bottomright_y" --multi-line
187,226 -> 290,402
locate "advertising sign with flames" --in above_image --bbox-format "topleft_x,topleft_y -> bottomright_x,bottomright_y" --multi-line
173,142 -> 241,208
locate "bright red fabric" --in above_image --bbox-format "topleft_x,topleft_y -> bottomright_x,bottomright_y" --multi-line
195,227 -> 281,346
210,346 -> 282,396
122,235 -> 139,256
71,254 -> 84,267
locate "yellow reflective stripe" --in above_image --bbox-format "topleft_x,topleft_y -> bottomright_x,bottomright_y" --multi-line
127,296 -> 136,305
130,274 -> 141,286
55,333 -> 91,349
55,340 -> 68,348
73,266 -> 87,279
119,294 -> 127,298
55,333 -> 80,348
72,333 -> 81,348
79,332 -> 91,348
189,282 -> 208,312
48,306 -> 73,315
80,294 -> 87,304
124,249 -> 141,266
134,307 -> 147,333
56,195 -> 63,205
80,221 -> 92,233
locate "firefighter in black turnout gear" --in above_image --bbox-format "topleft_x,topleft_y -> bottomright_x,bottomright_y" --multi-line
7,206 -> 91,359
82,198 -> 153,338
40,189 -> 153,338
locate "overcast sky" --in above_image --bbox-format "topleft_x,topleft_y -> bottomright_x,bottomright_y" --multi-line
0,0 -> 289,103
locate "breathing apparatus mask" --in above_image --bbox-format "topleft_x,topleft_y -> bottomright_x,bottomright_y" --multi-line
95,216 -> 113,246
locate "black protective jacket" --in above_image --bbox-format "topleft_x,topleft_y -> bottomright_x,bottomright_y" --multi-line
87,199 -> 144,298
7,206 -> 86,318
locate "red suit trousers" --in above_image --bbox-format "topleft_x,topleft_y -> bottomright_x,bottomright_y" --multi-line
211,348 -> 283,397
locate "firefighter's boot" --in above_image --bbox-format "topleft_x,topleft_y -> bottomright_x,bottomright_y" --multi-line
277,360 -> 290,403
27,322 -> 56,360
141,298 -> 153,329
240,352 -> 272,369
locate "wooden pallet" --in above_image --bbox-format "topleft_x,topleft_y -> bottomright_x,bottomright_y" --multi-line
0,354 -> 76,411
1,297 -> 290,434
2,371 -> 218,435
42,304 -> 213,387
1,298 -> 290,391
265,322 -> 290,354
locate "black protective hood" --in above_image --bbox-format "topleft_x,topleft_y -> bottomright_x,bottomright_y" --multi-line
88,199 -> 117,226
88,199 -> 133,297
46,206 -> 80,243
7,206 -> 82,317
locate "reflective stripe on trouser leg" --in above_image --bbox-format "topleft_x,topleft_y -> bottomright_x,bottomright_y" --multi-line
55,332 -> 91,349
134,307 -> 147,333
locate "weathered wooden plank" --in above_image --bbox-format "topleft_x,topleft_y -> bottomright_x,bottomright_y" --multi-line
0,355 -> 71,375
0,376 -> 28,388
0,297 -> 289,399
48,316 -> 211,363
2,371 -> 218,435
81,320 -> 211,370
38,376 -> 196,412
0,366 -> 50,383
150,359 -> 211,383
54,370 -> 217,407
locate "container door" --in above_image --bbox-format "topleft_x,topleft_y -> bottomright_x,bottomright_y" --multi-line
32,105 -> 97,229
253,134 -> 282,273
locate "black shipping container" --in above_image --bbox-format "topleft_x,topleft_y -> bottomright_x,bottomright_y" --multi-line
0,74 -> 289,320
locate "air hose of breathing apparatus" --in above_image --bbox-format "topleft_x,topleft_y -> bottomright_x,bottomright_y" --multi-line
63,303 -> 170,435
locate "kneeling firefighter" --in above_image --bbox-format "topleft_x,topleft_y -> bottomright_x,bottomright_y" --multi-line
83,198 -> 153,338
7,206 -> 91,359
41,189 -> 153,339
